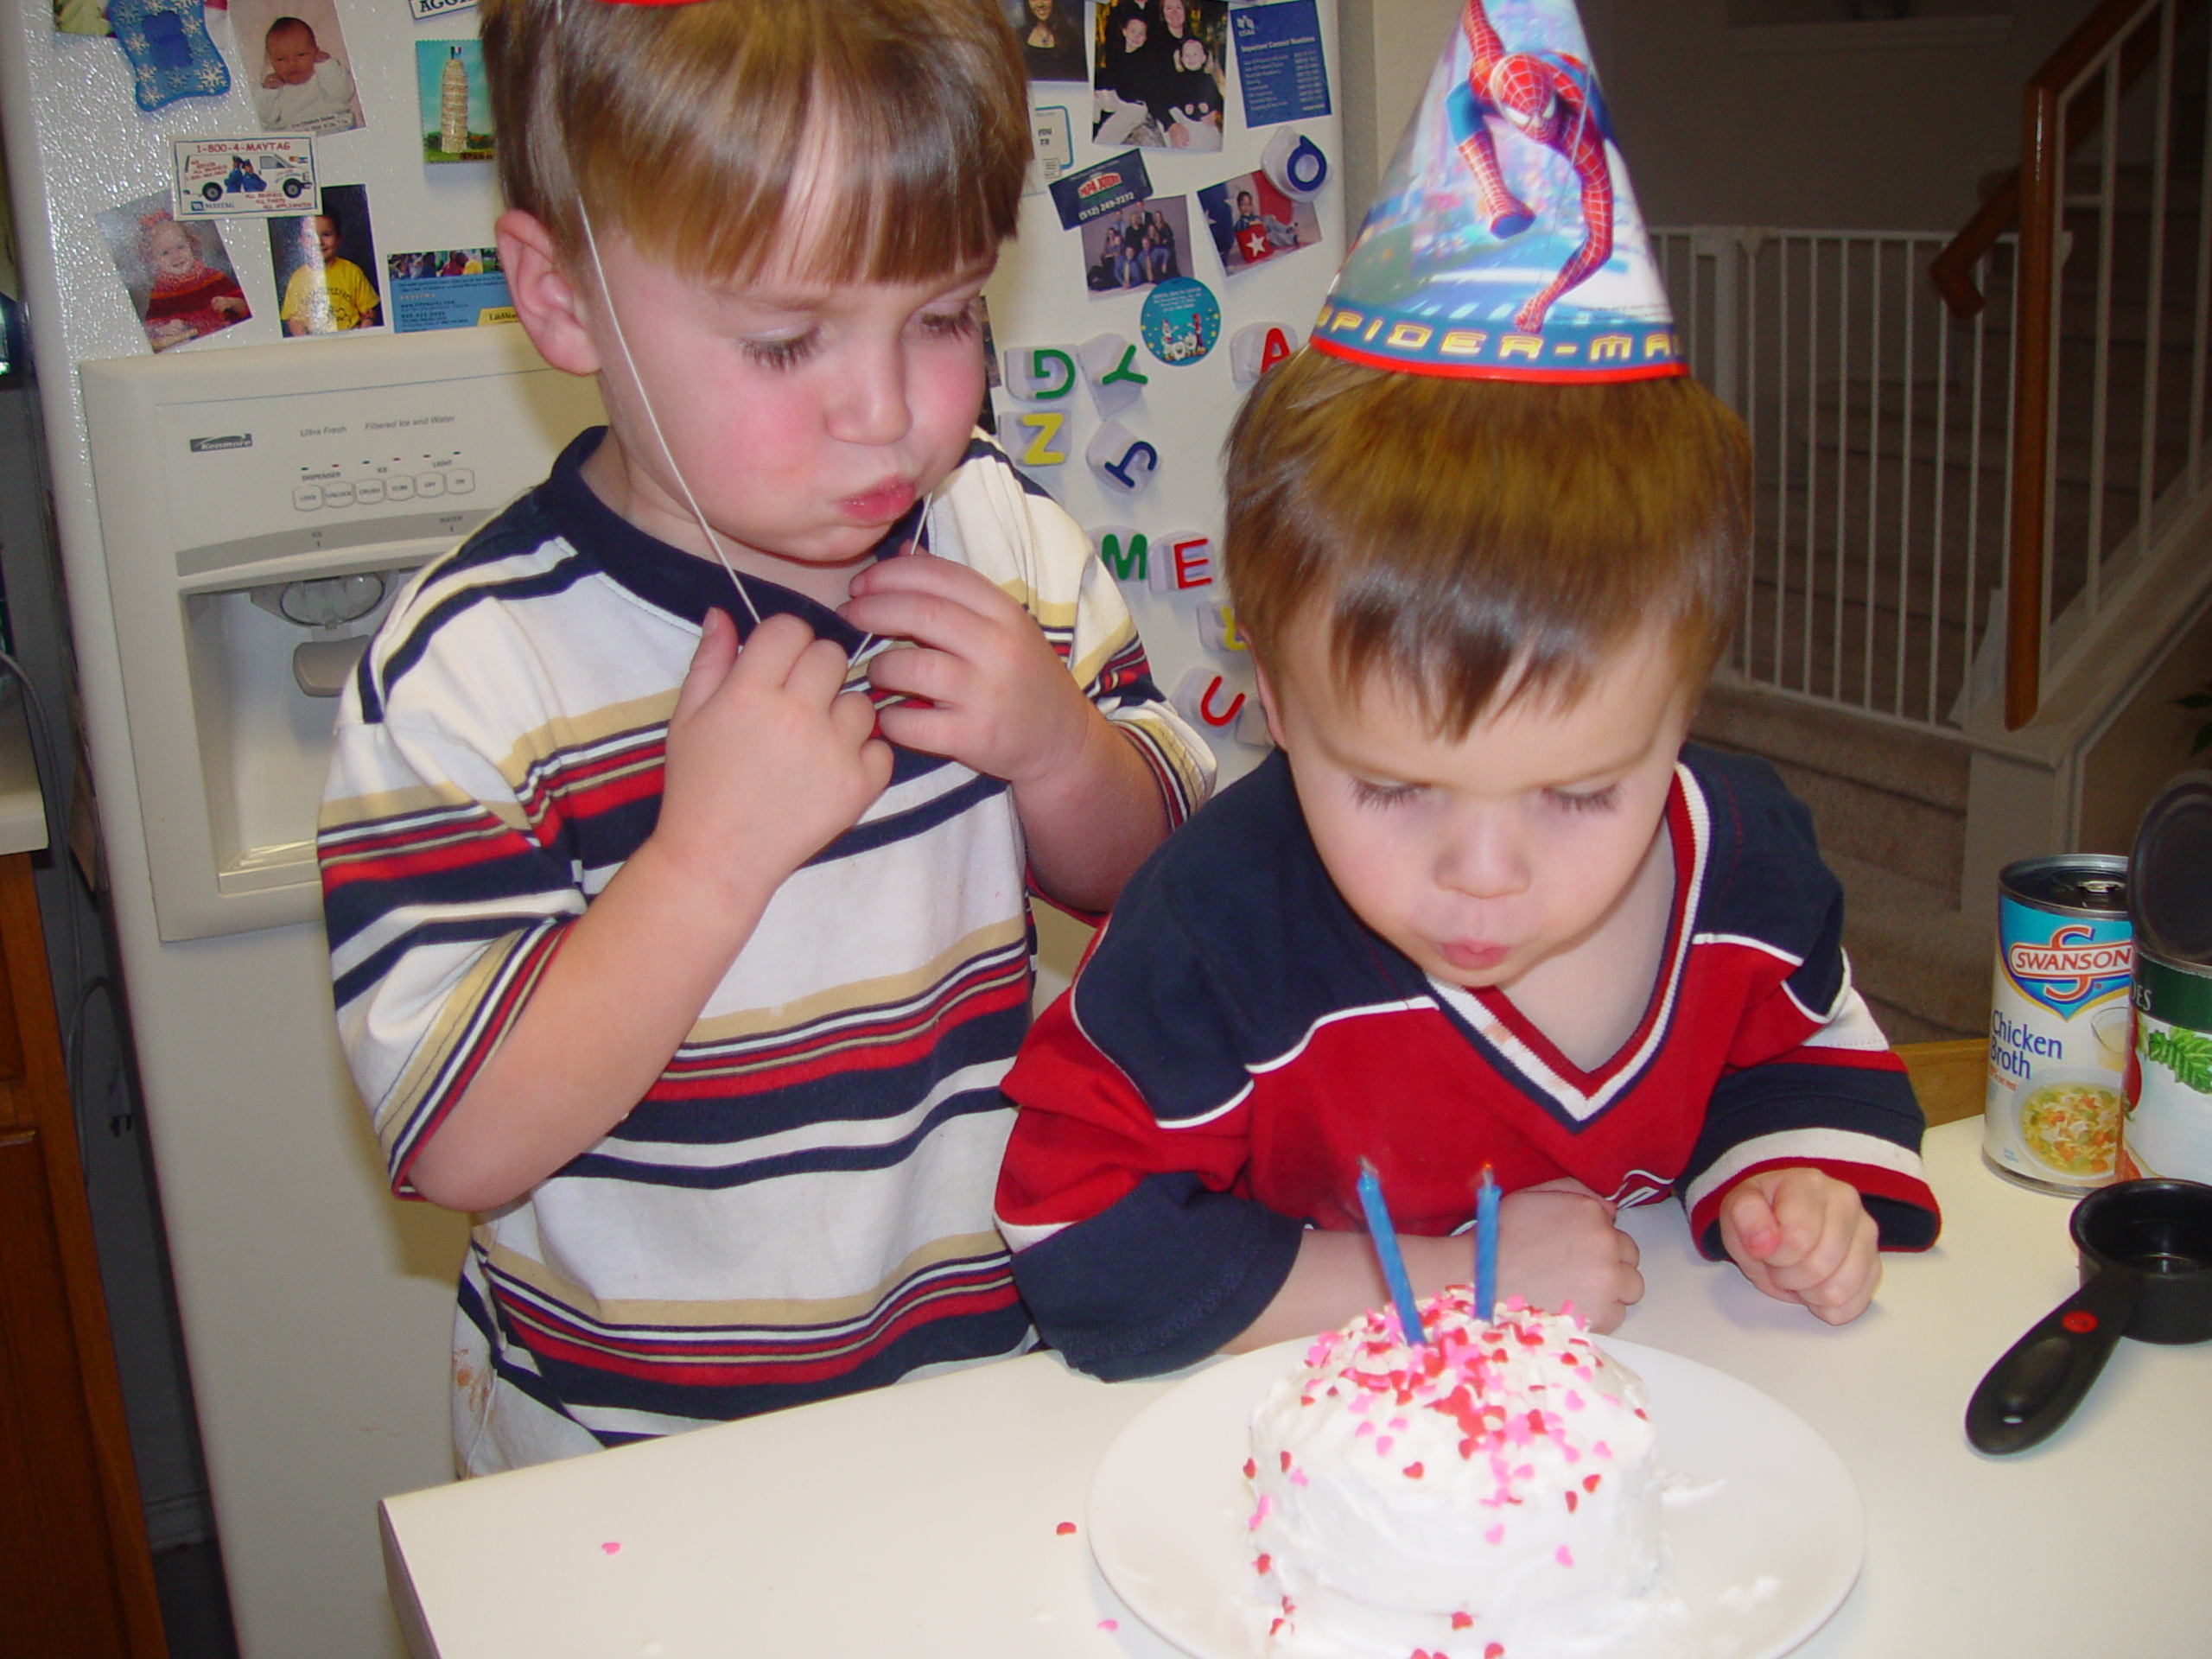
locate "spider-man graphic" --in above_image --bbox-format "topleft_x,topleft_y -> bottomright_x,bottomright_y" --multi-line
1446,0 -> 1614,333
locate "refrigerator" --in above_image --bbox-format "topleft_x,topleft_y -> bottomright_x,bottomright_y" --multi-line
0,2 -> 1344,1655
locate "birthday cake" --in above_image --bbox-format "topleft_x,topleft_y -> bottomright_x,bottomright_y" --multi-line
1246,1290 -> 1677,1659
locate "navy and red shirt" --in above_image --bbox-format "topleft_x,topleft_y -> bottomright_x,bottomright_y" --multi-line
994,745 -> 1939,1380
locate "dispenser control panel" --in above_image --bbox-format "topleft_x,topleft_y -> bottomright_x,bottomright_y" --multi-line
83,328 -> 605,941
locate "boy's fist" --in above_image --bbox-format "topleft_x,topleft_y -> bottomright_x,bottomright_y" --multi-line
1494,1178 -> 1643,1334
653,610 -> 891,906
837,554 -> 1094,788
1718,1167 -> 1880,1325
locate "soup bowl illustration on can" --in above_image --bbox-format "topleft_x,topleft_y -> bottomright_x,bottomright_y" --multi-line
2014,1064 -> 2127,1183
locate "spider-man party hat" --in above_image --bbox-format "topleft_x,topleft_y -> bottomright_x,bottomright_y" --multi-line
1312,0 -> 1681,382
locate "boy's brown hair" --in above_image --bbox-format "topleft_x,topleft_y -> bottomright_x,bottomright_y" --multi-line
480,0 -> 1027,284
1224,350 -> 1751,735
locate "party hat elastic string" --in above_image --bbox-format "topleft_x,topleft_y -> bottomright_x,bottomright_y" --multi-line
575,202 -> 766,632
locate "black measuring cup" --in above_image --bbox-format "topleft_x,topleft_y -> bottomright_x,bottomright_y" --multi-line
1966,1179 -> 2212,1455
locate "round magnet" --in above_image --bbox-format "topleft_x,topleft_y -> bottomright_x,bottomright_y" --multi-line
1262,130 -> 1329,200
1141,277 -> 1222,366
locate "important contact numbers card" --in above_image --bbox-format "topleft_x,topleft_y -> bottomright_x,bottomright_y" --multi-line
1230,0 -> 1332,126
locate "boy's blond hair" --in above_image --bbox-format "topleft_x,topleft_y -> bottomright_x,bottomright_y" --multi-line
480,0 -> 1027,284
1224,351 -> 1751,735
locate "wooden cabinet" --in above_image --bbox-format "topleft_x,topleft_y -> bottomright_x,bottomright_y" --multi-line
0,850 -> 166,1656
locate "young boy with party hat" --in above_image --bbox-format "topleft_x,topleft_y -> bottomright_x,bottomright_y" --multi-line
318,0 -> 1212,1473
994,0 -> 1939,1381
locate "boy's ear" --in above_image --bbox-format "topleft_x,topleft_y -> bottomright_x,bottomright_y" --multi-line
496,208 -> 603,378
1253,660 -> 1288,751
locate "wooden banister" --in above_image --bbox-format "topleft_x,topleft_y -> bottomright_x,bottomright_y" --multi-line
1927,0 -> 2198,728
1929,0 -> 2181,319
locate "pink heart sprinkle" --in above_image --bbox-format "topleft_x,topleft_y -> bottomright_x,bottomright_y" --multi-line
600,1541 -> 621,1556
1097,1619 -> 1119,1632
1556,1545 -> 1574,1567
1484,1524 -> 1504,1545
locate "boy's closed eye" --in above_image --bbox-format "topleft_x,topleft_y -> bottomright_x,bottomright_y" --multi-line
1546,782 -> 1623,814
1348,777 -> 1423,810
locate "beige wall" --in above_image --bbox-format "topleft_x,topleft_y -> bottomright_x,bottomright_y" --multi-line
2079,599 -> 2212,855
1343,0 -> 2097,234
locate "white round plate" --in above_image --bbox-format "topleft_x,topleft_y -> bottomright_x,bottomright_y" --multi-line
1088,1337 -> 1864,1659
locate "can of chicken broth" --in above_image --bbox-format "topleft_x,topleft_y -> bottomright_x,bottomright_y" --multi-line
1983,855 -> 2133,1194
2122,773 -> 2212,1184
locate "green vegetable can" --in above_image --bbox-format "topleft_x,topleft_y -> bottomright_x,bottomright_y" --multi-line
2124,952 -> 2212,1182
2121,772 -> 2212,1183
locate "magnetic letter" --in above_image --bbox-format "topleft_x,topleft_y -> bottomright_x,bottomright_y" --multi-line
1017,410 -> 1067,466
1086,418 -> 1159,495
1198,602 -> 1245,655
1167,531 -> 1211,590
1007,346 -> 1077,400
1230,321 -> 1300,385
1092,524 -> 1149,584
1079,333 -> 1149,416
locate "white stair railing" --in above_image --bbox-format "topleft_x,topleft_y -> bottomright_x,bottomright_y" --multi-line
1653,226 -> 2019,734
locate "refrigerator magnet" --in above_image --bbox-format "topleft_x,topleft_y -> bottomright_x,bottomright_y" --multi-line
105,0 -> 230,111
1085,419 -> 1159,495
1024,106 -> 1076,195
387,248 -> 513,333
1006,346 -> 1078,401
232,0 -> 365,136
1047,149 -> 1152,232
1093,0 -> 1226,150
268,182 -> 383,336
1228,0 -> 1332,128
1140,276 -> 1220,365
1228,321 -> 1300,384
1080,195 -> 1192,295
417,41 -> 493,162
1198,169 -> 1321,277
1077,333 -> 1148,416
97,193 -> 251,352
171,136 -> 317,218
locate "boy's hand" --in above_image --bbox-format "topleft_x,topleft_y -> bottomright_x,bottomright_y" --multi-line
650,610 -> 891,907
1492,1178 -> 1644,1333
837,555 -> 1096,788
1718,1167 -> 1881,1325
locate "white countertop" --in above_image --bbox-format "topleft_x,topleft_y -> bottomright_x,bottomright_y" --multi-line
0,675 -> 47,856
381,1120 -> 2212,1657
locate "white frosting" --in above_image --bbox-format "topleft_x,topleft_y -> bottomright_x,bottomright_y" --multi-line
1247,1291 -> 1683,1659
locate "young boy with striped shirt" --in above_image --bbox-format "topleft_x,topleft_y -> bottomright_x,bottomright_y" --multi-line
318,0 -> 1210,1472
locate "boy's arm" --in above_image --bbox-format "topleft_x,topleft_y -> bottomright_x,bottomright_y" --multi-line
1228,1182 -> 1644,1349
327,609 -> 888,1214
1675,751 -> 1940,1319
996,988 -> 1305,1380
1001,1001 -> 1648,1370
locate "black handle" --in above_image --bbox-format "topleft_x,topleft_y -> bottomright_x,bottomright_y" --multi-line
1966,1265 -> 2140,1455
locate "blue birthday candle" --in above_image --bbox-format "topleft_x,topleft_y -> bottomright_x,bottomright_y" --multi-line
1355,1159 -> 1426,1347
1475,1165 -> 1499,1323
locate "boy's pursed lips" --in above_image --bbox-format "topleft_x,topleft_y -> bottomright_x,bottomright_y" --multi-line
1439,938 -> 1511,972
841,479 -> 917,524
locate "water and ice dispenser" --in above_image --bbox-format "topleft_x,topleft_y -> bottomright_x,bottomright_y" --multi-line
81,327 -> 603,941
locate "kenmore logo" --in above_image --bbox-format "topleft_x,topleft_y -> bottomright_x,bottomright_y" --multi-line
188,434 -> 253,453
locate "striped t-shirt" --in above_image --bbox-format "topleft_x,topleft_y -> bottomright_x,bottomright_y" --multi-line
321,429 -> 1212,1471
